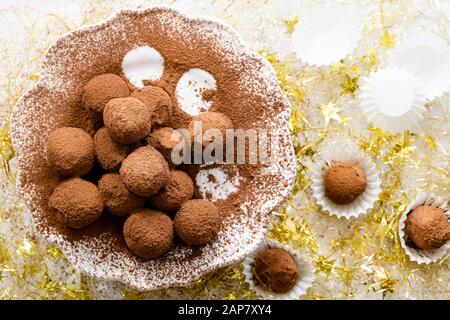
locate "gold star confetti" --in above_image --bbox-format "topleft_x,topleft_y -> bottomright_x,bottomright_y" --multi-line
27,73 -> 40,81
0,0 -> 449,300
379,30 -> 396,49
320,100 -> 343,125
284,15 -> 299,34
340,74 -> 360,97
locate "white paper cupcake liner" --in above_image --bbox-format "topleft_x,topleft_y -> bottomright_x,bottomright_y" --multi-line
243,240 -> 315,300
398,193 -> 450,265
388,31 -> 450,100
359,67 -> 427,133
310,137 -> 381,219
291,5 -> 363,66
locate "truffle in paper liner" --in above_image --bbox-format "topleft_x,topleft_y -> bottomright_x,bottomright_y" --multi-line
310,137 -> 381,219
358,67 -> 426,133
398,193 -> 450,265
388,31 -> 450,100
243,240 -> 315,300
291,5 -> 363,66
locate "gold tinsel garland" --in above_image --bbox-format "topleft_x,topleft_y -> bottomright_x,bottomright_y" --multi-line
0,0 -> 448,299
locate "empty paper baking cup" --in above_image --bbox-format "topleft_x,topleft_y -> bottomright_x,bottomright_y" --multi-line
291,5 -> 363,66
388,31 -> 450,100
359,67 -> 427,133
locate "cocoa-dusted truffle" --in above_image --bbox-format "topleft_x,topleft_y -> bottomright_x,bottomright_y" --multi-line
94,127 -> 129,171
47,127 -> 94,177
150,171 -> 194,212
405,205 -> 450,250
254,248 -> 299,294
324,162 -> 367,205
103,97 -> 152,144
82,73 -> 129,112
98,173 -> 145,216
49,177 -> 103,229
174,199 -> 221,246
123,209 -> 174,259
131,86 -> 172,126
146,127 -> 186,165
188,111 -> 233,146
119,146 -> 170,197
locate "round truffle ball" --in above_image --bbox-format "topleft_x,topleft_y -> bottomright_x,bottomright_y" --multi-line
123,209 -> 174,259
119,146 -> 170,197
174,199 -> 221,246
254,248 -> 299,294
146,127 -> 186,166
47,127 -> 95,177
98,173 -> 145,216
188,112 -> 233,147
103,97 -> 152,144
94,127 -> 129,171
151,171 -> 194,212
49,177 -> 104,229
405,205 -> 450,250
324,162 -> 367,205
82,73 -> 129,112
131,86 -> 172,126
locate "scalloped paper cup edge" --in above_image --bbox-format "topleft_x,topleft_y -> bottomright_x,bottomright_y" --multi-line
291,5 -> 363,66
310,137 -> 381,219
388,31 -> 450,101
358,67 -> 427,134
398,193 -> 450,265
242,240 -> 315,300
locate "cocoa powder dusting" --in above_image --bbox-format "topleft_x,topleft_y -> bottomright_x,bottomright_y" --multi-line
131,85 -> 173,126
11,8 -> 295,290
103,97 -> 152,144
94,127 -> 130,171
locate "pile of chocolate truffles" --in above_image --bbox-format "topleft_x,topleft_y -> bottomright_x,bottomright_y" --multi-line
47,73 -> 233,259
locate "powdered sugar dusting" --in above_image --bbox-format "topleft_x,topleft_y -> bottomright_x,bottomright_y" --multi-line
122,45 -> 164,88
175,68 -> 217,115
196,167 -> 240,201
10,7 -> 296,291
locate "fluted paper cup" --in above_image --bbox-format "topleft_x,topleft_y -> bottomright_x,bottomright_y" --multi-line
398,193 -> 450,265
243,240 -> 315,300
310,137 -> 381,219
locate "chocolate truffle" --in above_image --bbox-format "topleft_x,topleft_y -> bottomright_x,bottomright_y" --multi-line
94,127 -> 129,171
123,209 -> 174,259
324,162 -> 367,205
405,205 -> 450,250
103,97 -> 152,144
49,177 -> 103,229
98,173 -> 145,216
188,112 -> 233,147
47,127 -> 94,177
174,199 -> 221,246
146,127 -> 186,165
119,146 -> 170,197
254,248 -> 299,294
151,170 -> 194,212
82,73 -> 129,112
131,86 -> 172,126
